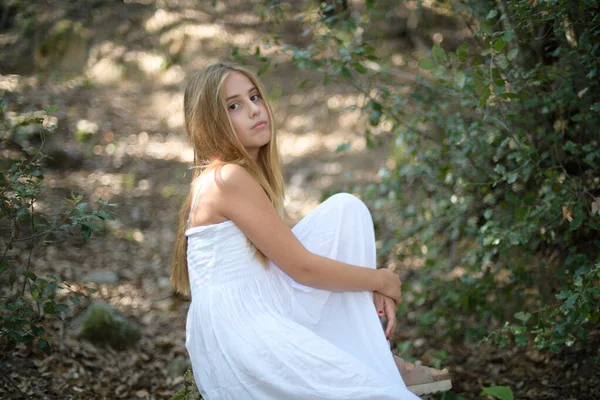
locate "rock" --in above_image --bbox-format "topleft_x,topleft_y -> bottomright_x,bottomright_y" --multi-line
157,276 -> 171,289
168,356 -> 190,377
169,368 -> 202,400
82,269 -> 119,284
75,302 -> 140,351
34,19 -> 89,72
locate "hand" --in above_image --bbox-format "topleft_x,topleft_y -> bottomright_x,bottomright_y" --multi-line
373,292 -> 397,340
376,268 -> 402,304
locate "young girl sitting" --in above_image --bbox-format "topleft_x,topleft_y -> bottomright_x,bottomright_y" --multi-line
171,63 -> 451,399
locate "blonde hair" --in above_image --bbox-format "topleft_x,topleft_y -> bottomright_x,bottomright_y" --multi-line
171,63 -> 288,296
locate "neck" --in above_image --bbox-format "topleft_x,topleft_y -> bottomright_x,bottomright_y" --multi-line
248,148 -> 261,163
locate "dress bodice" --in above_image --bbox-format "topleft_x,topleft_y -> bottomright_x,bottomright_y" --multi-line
185,220 -> 266,295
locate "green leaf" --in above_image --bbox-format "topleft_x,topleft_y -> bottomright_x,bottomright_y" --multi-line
456,43 -> 469,62
514,311 -> 531,323
23,271 -> 37,281
565,293 -> 578,309
507,48 -> 519,61
484,209 -> 493,220
432,43 -> 446,62
55,304 -> 69,313
480,86 -> 491,107
366,0 -> 375,10
582,0 -> 598,7
454,71 -> 466,89
335,142 -> 351,153
37,339 -> 51,355
43,105 -> 58,114
81,222 -> 101,231
486,10 -> 498,19
257,61 -> 271,76
419,58 -> 435,70
494,39 -> 507,52
369,110 -> 382,126
564,141 -> 580,155
297,79 -> 308,89
432,65 -> 446,78
351,62 -> 367,74
481,386 -> 514,400
340,66 -> 352,79
97,210 -> 115,220
515,332 -> 528,347
503,30 -> 516,42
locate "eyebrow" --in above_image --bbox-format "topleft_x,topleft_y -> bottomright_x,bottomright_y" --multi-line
226,87 -> 258,102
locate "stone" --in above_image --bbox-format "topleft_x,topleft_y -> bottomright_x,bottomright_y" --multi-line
82,269 -> 119,284
75,302 -> 140,351
168,356 -> 191,377
157,276 -> 171,289
169,368 -> 202,400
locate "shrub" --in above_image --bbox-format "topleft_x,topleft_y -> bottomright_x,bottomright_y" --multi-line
0,98 -> 115,355
238,0 -> 600,354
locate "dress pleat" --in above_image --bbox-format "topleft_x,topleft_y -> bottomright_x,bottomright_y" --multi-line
185,193 -> 420,399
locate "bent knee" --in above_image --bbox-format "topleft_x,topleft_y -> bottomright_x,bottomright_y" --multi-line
324,192 -> 370,214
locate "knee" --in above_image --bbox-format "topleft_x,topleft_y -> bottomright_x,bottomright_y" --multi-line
325,192 -> 370,216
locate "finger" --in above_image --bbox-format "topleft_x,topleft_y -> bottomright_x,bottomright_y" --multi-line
384,298 -> 397,338
373,293 -> 384,316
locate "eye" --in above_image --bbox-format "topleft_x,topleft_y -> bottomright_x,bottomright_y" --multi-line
250,94 -> 261,102
228,103 -> 239,111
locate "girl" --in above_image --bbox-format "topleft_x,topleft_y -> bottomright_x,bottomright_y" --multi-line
171,63 -> 451,399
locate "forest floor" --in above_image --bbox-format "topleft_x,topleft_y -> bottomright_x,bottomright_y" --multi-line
1,0 -> 598,399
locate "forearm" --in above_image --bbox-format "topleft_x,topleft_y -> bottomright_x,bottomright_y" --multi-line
296,252 -> 382,292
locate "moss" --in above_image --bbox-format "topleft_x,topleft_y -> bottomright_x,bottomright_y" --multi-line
169,368 -> 202,400
79,302 -> 140,351
34,19 -> 84,67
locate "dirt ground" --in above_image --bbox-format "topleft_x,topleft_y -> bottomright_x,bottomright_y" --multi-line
1,0 -> 598,399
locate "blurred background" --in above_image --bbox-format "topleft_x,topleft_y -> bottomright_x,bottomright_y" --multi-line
1,0 -> 599,399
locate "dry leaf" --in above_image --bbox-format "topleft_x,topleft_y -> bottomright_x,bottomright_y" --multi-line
562,205 -> 573,222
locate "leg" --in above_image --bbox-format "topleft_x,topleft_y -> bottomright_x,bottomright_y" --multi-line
273,193 -> 405,386
277,193 -> 378,321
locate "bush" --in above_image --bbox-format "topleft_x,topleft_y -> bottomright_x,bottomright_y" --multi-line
0,98 -> 115,355
238,0 -> 600,355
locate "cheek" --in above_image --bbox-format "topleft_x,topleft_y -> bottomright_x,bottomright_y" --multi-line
262,104 -> 271,122
230,115 -> 245,136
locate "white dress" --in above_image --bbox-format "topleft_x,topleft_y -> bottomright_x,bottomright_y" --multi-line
185,191 -> 420,399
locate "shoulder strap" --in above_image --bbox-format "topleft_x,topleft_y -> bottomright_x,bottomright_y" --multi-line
187,182 -> 203,229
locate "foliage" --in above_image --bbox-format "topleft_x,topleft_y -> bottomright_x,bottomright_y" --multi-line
0,98 -> 116,355
481,385 -> 514,400
234,0 -> 600,355
0,0 -> 38,36
169,368 -> 202,400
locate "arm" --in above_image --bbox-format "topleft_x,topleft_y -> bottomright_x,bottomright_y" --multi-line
212,164 -> 402,302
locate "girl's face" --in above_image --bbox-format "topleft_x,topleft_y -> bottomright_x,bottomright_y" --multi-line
223,71 -> 271,160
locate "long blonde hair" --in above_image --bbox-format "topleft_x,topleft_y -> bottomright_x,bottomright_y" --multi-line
171,63 -> 288,296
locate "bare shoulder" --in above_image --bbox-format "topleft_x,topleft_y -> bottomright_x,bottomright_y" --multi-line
187,164 -> 254,226
214,163 -> 259,193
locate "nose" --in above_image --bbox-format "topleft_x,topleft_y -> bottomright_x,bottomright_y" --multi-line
249,101 -> 260,117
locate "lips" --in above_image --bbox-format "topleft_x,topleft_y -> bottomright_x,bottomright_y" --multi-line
251,120 -> 267,130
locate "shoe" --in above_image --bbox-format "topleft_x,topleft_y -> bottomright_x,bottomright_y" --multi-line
394,357 -> 453,396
